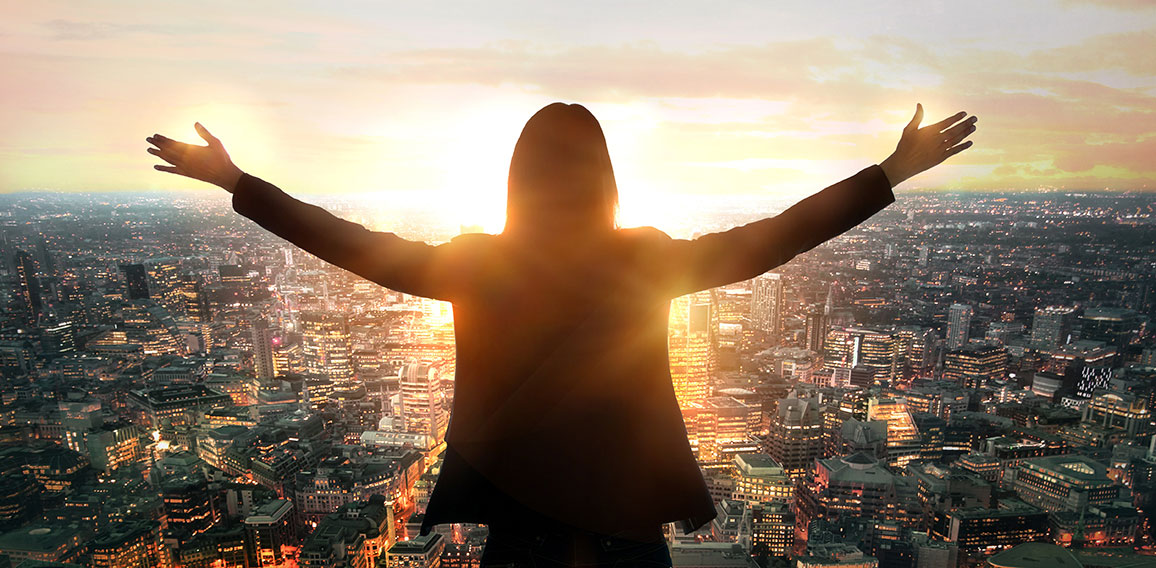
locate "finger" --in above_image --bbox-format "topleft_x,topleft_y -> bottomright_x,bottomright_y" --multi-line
943,140 -> 973,159
154,165 -> 182,174
927,111 -> 968,133
147,147 -> 181,166
938,116 -> 975,143
195,122 -> 220,147
941,118 -> 978,146
905,103 -> 923,132
148,136 -> 194,155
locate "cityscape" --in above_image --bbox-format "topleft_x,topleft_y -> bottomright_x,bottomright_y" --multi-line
0,187 -> 1153,568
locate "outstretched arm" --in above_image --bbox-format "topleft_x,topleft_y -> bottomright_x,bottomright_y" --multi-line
660,105 -> 977,296
146,124 -> 457,300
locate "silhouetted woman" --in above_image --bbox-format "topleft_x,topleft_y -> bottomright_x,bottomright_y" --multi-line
148,102 -> 976,567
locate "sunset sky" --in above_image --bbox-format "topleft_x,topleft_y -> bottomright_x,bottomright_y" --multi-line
2,1 -> 1153,227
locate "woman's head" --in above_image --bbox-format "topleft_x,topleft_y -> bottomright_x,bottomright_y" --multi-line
504,103 -> 618,237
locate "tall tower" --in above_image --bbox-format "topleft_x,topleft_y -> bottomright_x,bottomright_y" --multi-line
120,263 -> 150,300
669,291 -> 714,408
947,304 -> 973,350
398,362 -> 448,444
15,250 -> 42,323
1030,306 -> 1077,351
751,273 -> 784,341
805,309 -> 827,354
251,321 -> 277,380
300,311 -> 354,383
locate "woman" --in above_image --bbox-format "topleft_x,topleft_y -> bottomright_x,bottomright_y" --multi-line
147,102 -> 975,567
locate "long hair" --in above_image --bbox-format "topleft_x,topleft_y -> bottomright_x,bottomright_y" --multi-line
503,103 -> 619,237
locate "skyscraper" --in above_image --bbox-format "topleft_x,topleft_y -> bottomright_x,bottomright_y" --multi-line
823,327 -> 902,385
751,273 -> 784,340
805,309 -> 827,354
947,304 -> 973,349
1030,306 -> 1077,351
251,321 -> 277,380
15,251 -> 42,322
398,362 -> 448,445
119,263 -> 150,300
300,311 -> 354,383
669,291 -> 714,408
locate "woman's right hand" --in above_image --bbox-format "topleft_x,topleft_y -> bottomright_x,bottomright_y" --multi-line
147,123 -> 244,193
880,104 -> 977,188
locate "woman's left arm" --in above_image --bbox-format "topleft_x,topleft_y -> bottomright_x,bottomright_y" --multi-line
658,105 -> 976,296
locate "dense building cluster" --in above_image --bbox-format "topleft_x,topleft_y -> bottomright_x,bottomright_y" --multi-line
0,189 -> 1153,567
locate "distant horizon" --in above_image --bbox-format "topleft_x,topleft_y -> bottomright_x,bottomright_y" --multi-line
2,1 -> 1153,210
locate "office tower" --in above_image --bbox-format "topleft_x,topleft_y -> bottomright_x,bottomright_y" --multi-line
669,291 -> 714,408
751,273 -> 784,340
41,318 -> 76,356
119,263 -> 150,300
895,326 -> 935,379
147,260 -> 183,312
384,533 -> 444,568
177,274 -> 209,322
732,453 -> 794,505
89,521 -> 168,568
16,250 -> 42,321
1079,307 -> 1142,349
301,311 -> 355,383
795,453 -> 918,546
398,362 -> 448,444
1012,455 -> 1119,512
933,502 -> 1048,556
947,304 -> 972,349
866,397 -> 922,469
942,343 -> 1008,389
823,327 -> 902,385
805,309 -> 827,354
683,396 -> 760,462
1030,306 -> 1077,350
245,499 -> 295,568
162,476 -> 218,538
1083,391 -> 1151,436
917,245 -> 930,266
765,395 -> 825,479
252,321 -> 277,380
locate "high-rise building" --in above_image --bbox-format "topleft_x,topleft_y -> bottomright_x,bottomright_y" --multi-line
1012,455 -> 1120,512
765,395 -> 825,479
398,362 -> 448,445
866,397 -> 922,469
119,263 -> 150,300
252,321 -> 277,380
824,327 -> 902,385
16,250 -> 42,322
751,273 -> 784,340
805,309 -> 827,354
947,304 -> 973,349
942,343 -> 1008,389
732,453 -> 794,505
245,499 -> 295,568
1079,308 -> 1142,349
89,521 -> 168,568
669,291 -> 714,407
1030,306 -> 1077,351
301,311 -> 354,383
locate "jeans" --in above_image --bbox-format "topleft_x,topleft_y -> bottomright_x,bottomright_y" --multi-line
480,521 -> 672,568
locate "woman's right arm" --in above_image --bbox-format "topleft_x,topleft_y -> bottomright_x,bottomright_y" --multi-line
147,124 -> 458,300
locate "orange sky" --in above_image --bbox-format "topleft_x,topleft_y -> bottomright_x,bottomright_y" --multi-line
1,1 -> 1153,219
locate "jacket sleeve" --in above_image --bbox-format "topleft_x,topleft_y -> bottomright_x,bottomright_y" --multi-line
231,173 -> 459,301
659,164 -> 895,297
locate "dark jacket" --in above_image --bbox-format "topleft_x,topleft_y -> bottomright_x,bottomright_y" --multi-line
231,164 -> 894,536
